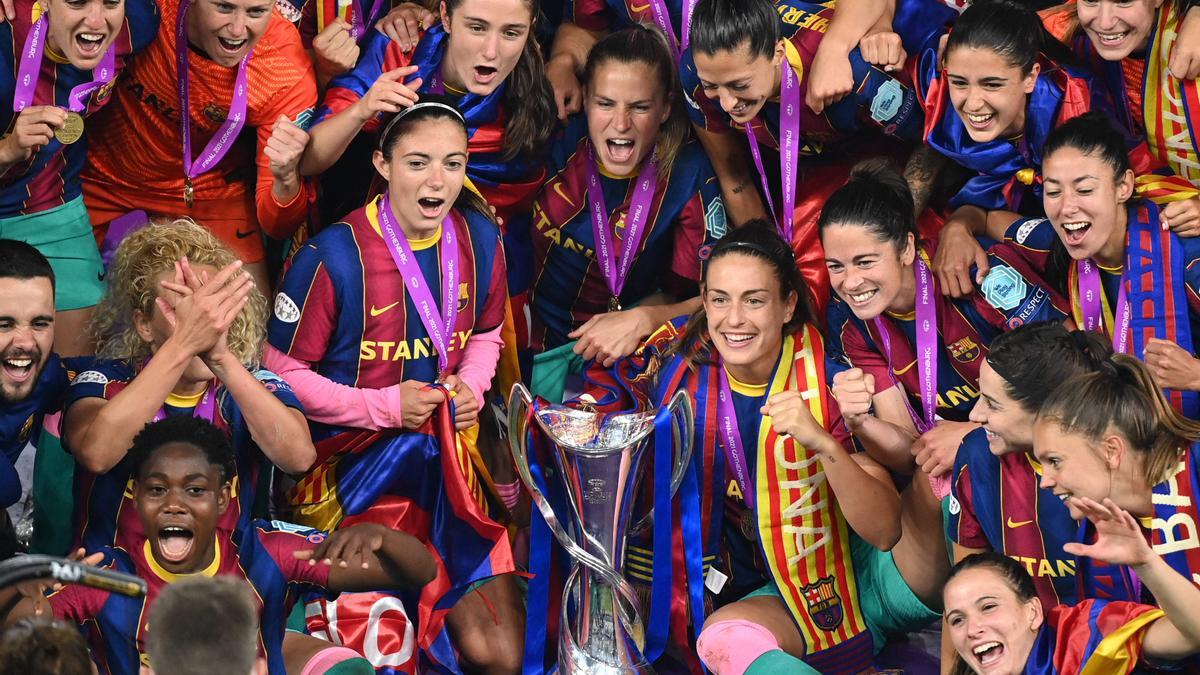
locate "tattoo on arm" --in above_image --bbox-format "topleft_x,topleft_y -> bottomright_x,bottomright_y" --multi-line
904,145 -> 947,217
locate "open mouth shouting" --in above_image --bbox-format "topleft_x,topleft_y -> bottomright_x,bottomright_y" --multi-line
416,196 -> 446,219
216,36 -> 248,54
74,31 -> 108,57
605,138 -> 637,165
473,64 -> 498,86
971,640 -> 1006,670
1059,220 -> 1091,248
1,351 -> 38,386
156,525 -> 196,564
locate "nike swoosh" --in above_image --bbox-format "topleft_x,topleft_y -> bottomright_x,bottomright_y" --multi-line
370,301 -> 400,317
235,229 -> 256,239
630,1 -> 651,11
891,359 -> 917,376
1006,517 -> 1033,529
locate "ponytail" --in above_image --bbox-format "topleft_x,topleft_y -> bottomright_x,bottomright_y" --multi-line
1038,355 -> 1200,487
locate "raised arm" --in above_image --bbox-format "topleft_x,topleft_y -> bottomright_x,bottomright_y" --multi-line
1063,497 -> 1200,661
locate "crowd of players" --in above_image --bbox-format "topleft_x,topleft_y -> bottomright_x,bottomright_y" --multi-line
5,0 -> 1200,672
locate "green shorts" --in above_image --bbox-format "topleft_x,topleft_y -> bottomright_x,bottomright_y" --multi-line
530,341 -> 585,404
0,197 -> 104,311
741,534 -> 938,653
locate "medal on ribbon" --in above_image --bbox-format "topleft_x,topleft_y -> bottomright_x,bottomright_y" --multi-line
376,195 -> 460,375
584,144 -> 659,316
176,0 -> 253,207
745,57 -> 800,244
13,13 -> 117,146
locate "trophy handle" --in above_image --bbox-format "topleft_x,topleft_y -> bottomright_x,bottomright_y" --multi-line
629,389 -> 695,535
507,384 -> 646,615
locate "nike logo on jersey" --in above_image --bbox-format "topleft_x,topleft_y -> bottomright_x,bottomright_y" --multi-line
370,301 -> 401,317
235,228 -> 256,239
1006,517 -> 1033,529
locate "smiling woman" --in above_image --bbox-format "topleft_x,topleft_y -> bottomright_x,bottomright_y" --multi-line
80,0 -> 318,293
526,24 -> 721,401
265,100 -> 524,674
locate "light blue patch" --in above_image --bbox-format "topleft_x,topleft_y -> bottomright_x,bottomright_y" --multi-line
292,107 -> 315,132
870,80 -> 904,124
981,265 -> 1027,311
706,196 -> 727,238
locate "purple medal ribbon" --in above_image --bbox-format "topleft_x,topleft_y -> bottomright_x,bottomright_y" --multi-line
345,0 -> 386,41
873,260 -> 951,498
642,0 -> 697,57
14,14 -> 117,114
176,0 -> 252,188
745,59 -> 800,244
377,195 -> 459,374
1077,259 -> 1131,353
715,367 -> 756,511
584,145 -> 659,308
152,385 -> 217,423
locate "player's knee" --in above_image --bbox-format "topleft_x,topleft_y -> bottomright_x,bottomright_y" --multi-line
455,629 -> 523,674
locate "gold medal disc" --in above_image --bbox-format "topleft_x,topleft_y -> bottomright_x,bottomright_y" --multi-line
54,112 -> 84,145
609,296 -> 622,313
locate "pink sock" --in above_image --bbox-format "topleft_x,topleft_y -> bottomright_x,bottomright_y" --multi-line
300,646 -> 367,675
696,620 -> 781,675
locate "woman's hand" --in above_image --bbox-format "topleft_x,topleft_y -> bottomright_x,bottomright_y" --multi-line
1162,198 -> 1200,238
569,308 -> 654,367
831,368 -> 876,429
440,374 -> 479,430
1062,497 -> 1154,568
398,380 -> 444,429
351,66 -> 422,124
295,523 -> 389,569
762,390 -> 835,451
911,420 -> 975,478
932,209 -> 990,298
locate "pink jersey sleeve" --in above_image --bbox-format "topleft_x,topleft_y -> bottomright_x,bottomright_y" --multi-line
456,323 -> 504,405
265,345 -> 404,430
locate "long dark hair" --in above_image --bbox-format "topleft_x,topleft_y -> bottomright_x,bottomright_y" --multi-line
945,552 -> 1040,675
1040,112 -> 1134,295
943,0 -> 1078,74
443,0 -> 556,161
581,24 -> 689,179
661,220 -> 811,372
1038,354 -> 1200,488
690,0 -> 780,59
377,97 -> 495,222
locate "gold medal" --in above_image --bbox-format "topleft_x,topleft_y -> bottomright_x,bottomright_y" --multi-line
608,296 -> 622,313
54,112 -> 84,145
183,178 -> 194,208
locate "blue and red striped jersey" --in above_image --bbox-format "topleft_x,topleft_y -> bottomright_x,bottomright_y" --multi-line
0,0 -> 158,216
950,428 -> 1079,609
268,198 -> 506,437
63,360 -> 304,554
49,519 -> 331,675
529,116 -> 722,350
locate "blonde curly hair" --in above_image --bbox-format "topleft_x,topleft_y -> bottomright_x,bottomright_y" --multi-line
89,218 -> 268,368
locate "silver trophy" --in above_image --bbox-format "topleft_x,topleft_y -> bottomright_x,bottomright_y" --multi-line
509,384 -> 694,674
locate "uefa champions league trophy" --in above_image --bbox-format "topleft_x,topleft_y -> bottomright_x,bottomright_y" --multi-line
509,384 -> 694,674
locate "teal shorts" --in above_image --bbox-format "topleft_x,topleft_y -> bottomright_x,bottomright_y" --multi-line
0,197 -> 104,311
530,341 -> 585,404
742,534 -> 938,653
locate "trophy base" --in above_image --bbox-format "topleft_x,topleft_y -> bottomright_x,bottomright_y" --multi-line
557,565 -> 655,675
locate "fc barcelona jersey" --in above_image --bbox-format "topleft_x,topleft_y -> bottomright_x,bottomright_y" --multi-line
64,360 -> 304,553
529,116 -> 723,350
679,0 -> 941,150
0,0 -> 159,216
49,519 -> 331,675
826,254 -> 1066,420
268,198 -> 507,438
949,428 -> 1079,609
